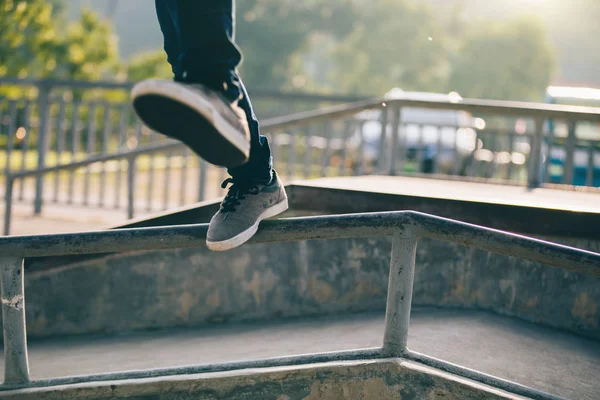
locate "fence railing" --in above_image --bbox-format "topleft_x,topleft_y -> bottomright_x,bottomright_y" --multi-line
0,78 -> 364,217
0,211 -> 598,399
2,79 -> 600,235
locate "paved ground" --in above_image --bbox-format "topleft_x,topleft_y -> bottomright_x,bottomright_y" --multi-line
5,174 -> 600,236
4,308 -> 599,400
300,175 -> 600,213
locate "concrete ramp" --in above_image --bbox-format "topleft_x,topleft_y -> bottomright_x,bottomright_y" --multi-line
0,309 -> 597,399
0,359 -> 522,400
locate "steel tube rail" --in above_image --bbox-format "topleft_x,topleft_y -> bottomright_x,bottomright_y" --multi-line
382,229 -> 418,355
8,141 -> 185,180
409,212 -> 600,276
0,211 -> 596,399
5,91 -> 600,234
261,96 -> 600,131
1,212 -> 599,275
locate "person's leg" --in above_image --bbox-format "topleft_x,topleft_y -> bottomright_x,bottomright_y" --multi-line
154,0 -> 272,183
144,0 -> 286,252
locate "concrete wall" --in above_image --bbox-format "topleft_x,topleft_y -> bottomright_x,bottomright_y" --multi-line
21,233 -> 600,340
0,359 -> 523,399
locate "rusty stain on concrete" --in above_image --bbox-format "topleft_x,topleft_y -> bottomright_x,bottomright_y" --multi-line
449,279 -> 465,300
310,277 -> 337,304
231,251 -> 251,280
499,280 -> 516,309
243,271 -> 264,305
572,292 -> 598,327
205,289 -> 221,308
339,280 -> 382,305
177,292 -> 194,320
305,377 -> 402,400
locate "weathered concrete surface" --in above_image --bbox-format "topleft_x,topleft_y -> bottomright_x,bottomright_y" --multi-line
290,176 -> 600,238
19,233 -> 600,340
0,359 -> 528,399
18,176 -> 600,340
2,309 -> 599,399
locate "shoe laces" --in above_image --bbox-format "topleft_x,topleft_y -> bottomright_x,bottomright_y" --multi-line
220,177 -> 260,214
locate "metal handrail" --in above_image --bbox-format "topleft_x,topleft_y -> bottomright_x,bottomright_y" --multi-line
4,93 -> 600,235
262,96 -> 600,130
3,77 -> 600,120
0,210 -> 598,400
6,93 -> 600,178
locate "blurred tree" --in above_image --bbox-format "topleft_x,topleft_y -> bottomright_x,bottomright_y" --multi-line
317,0 -> 450,95
53,9 -> 119,80
448,16 -> 555,101
235,0 -> 356,91
0,0 -> 63,78
0,1 -> 118,80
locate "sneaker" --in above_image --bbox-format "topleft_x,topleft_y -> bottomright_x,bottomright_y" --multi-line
131,79 -> 250,168
207,171 -> 288,251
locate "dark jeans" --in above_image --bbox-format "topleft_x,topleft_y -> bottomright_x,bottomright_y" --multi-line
154,0 -> 272,183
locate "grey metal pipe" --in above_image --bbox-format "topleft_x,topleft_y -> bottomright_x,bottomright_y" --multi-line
0,212 -> 598,277
34,84 -> 51,215
409,211 -> 600,276
382,229 -> 418,356
127,157 -> 136,220
3,178 -> 13,236
564,121 -> 577,185
388,106 -> 401,175
528,117 -> 545,188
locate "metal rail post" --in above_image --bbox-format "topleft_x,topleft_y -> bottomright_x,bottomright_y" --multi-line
127,157 -> 136,219
3,178 -> 14,236
586,143 -> 595,186
382,228 -> 418,356
527,117 -> 545,188
564,120 -> 577,185
377,105 -> 389,171
388,106 -> 401,175
198,160 -> 207,202
0,257 -> 30,384
34,81 -> 52,214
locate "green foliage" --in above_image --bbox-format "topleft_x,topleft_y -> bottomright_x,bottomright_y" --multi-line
448,16 -> 555,101
2,0 -> 558,103
54,9 -> 119,80
235,0 -> 356,90
0,1 -> 118,81
322,0 -> 449,95
0,0 -> 62,78
125,49 -> 172,81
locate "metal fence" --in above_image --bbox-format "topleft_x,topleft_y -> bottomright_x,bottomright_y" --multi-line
0,211 -> 598,399
2,79 -> 600,235
0,78 -> 363,217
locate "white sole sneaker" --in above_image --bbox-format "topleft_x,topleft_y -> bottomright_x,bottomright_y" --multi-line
131,79 -> 250,167
206,198 -> 289,251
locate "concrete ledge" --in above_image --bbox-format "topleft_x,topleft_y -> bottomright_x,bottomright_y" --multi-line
0,359 -> 525,400
20,234 -> 600,340
19,177 -> 600,339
